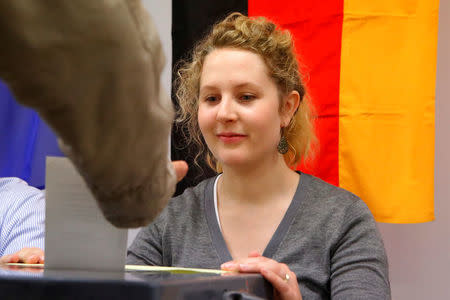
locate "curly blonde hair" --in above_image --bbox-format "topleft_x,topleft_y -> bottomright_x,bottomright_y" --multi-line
175,12 -> 316,172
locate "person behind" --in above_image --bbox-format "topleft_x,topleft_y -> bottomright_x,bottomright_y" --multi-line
0,1 -> 185,228
0,178 -> 45,263
126,13 -> 390,299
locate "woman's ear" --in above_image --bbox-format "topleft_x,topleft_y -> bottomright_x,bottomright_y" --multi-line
280,90 -> 300,127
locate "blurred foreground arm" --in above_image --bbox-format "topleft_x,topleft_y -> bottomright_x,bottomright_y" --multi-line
0,0 -> 178,228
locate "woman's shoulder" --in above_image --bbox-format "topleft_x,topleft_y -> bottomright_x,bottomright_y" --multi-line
295,173 -> 381,252
298,172 -> 370,217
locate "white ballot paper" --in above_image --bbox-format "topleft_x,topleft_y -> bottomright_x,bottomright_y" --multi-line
45,157 -> 127,271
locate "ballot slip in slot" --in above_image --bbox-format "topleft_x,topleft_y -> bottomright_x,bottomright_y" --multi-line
45,157 -> 128,271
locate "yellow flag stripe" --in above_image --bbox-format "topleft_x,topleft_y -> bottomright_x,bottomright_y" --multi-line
339,0 -> 438,222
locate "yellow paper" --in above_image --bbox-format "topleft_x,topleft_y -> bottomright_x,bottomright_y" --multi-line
5,263 -> 229,275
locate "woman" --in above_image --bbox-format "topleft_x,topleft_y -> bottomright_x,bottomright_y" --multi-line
127,13 -> 390,300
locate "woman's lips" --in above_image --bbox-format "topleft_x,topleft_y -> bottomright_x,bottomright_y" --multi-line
217,132 -> 247,143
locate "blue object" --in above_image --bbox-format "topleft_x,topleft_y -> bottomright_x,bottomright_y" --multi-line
0,80 -> 63,189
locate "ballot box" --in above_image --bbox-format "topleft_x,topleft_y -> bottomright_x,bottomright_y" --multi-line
0,265 -> 273,300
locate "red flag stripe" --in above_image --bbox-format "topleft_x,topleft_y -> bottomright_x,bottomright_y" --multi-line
249,0 -> 343,186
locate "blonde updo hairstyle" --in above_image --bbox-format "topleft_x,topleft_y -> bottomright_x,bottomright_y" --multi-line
175,12 -> 316,172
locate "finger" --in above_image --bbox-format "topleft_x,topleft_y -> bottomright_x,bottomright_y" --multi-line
0,254 -> 12,263
17,250 -> 32,263
260,268 -> 291,295
1,254 -> 20,263
278,263 -> 290,278
25,255 -> 40,264
237,259 -> 278,273
17,248 -> 44,263
221,271 -> 237,277
238,263 -> 262,273
9,254 -> 20,263
172,161 -> 188,182
2,254 -> 20,263
222,256 -> 273,272
248,251 -> 262,258
221,261 -> 239,271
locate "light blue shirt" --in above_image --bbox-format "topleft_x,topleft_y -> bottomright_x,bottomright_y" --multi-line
0,177 -> 45,256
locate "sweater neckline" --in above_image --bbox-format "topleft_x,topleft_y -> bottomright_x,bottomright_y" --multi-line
204,171 -> 308,264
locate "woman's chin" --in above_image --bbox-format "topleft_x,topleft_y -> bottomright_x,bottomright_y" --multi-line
217,156 -> 257,170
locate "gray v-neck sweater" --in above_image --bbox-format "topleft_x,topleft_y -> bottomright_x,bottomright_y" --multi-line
127,173 -> 390,299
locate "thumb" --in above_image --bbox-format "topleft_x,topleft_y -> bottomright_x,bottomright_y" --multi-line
172,160 -> 188,182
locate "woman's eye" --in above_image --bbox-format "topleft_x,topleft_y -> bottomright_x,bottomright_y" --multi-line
240,94 -> 255,101
205,96 -> 218,102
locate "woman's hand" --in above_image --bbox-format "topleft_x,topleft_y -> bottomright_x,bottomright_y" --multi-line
221,252 -> 302,300
0,247 -> 44,264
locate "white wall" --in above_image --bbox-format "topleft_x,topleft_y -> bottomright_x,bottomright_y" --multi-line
377,1 -> 450,299
142,0 -> 172,93
127,0 -> 172,247
133,1 -> 450,298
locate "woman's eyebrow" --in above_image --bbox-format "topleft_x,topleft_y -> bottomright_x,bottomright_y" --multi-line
200,82 -> 261,93
233,82 -> 262,92
199,85 -> 217,92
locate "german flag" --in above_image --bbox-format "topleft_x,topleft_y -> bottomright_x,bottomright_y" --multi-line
0,0 -> 437,224
171,0 -> 438,223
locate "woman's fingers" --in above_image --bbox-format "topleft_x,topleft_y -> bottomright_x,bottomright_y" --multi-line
261,268 -> 291,294
221,256 -> 265,271
238,263 -> 265,272
261,268 -> 301,300
221,255 -> 302,300
221,261 -> 239,271
221,255 -> 276,271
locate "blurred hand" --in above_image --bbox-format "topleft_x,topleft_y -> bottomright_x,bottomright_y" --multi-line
0,248 -> 44,264
221,252 -> 302,300
172,160 -> 188,182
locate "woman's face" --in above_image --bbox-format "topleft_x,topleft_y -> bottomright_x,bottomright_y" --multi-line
198,48 -> 291,170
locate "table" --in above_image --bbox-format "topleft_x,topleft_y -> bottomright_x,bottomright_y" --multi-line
0,265 -> 273,299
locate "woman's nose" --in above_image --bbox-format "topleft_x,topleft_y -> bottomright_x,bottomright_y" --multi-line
216,98 -> 237,122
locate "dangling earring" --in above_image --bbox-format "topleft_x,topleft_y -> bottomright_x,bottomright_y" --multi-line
277,135 -> 288,154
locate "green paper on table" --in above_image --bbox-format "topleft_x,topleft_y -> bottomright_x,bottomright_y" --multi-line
5,263 -> 229,275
